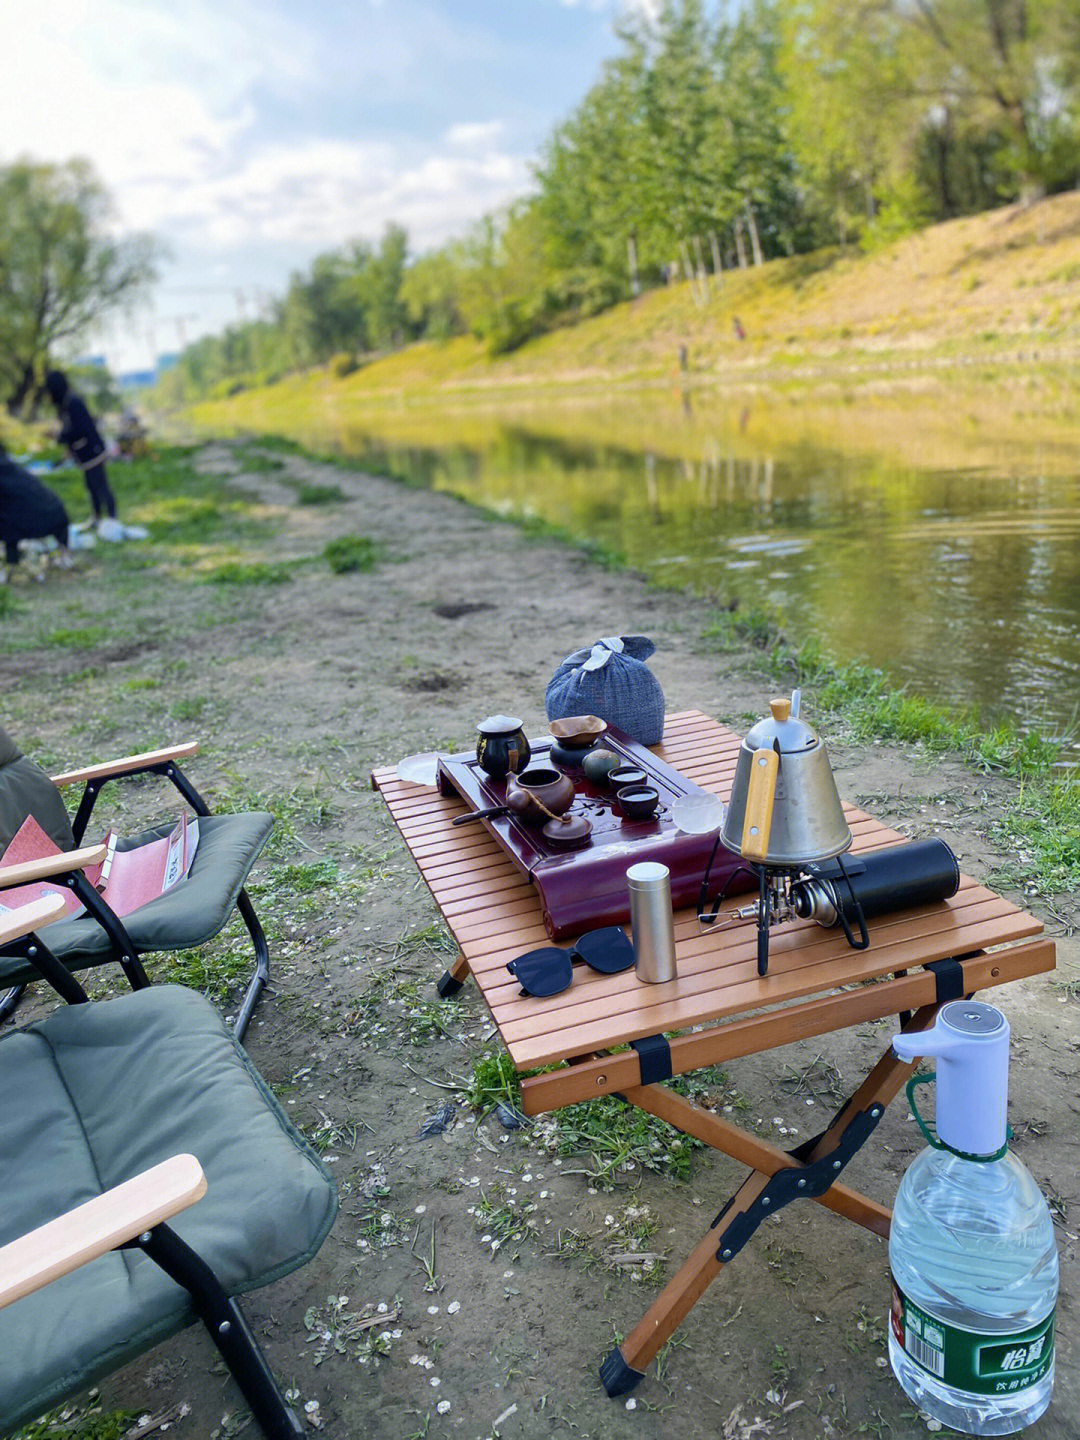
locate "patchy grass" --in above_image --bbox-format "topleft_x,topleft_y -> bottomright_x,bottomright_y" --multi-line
296,482 -> 345,505
466,1049 -> 701,1182
324,535 -> 379,573
204,559 -> 295,585
11,1407 -> 142,1439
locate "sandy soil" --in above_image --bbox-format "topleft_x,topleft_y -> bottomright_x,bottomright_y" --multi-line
8,444 -> 1077,1440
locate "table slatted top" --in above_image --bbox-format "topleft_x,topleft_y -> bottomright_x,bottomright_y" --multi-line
373,711 -> 1046,1070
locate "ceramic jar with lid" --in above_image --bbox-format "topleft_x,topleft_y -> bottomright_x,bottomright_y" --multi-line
476,715 -> 531,779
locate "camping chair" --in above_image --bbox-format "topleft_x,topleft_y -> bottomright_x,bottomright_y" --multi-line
0,727 -> 273,1041
0,893 -> 337,1440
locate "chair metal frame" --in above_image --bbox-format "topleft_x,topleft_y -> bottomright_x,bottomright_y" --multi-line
0,894 -> 310,1440
0,741 -> 270,1041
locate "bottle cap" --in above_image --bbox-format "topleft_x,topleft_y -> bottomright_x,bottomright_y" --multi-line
893,1000 -> 1010,1157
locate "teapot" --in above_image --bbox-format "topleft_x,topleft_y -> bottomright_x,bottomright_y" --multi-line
721,692 -> 851,867
451,763 -> 577,829
505,766 -> 576,826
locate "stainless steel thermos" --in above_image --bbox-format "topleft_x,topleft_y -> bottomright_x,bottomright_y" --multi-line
627,861 -> 678,982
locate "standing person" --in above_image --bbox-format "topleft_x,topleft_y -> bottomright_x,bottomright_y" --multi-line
44,369 -> 117,527
0,444 -> 72,581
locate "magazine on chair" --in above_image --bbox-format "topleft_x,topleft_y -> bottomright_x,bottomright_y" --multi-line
0,813 -> 199,920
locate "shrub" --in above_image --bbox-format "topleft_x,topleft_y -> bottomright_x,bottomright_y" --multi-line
329,352 -> 359,379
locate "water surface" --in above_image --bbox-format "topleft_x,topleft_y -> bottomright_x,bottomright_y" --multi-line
333,396 -> 1080,741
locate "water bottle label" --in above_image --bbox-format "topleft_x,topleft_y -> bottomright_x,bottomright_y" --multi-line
890,1276 -> 1054,1397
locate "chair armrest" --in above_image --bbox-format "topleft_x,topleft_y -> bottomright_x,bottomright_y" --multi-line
0,895 -> 68,946
0,843 -> 108,890
0,1154 -> 207,1310
51,742 -> 200,788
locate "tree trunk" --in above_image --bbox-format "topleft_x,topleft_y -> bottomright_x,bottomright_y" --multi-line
6,364 -> 37,416
744,203 -> 764,266
627,235 -> 640,296
733,217 -> 748,269
709,230 -> 724,281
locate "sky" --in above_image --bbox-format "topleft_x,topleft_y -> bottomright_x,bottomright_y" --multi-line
3,1 -> 651,373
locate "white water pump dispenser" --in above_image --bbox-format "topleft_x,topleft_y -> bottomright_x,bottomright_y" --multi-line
888,1001 -> 1058,1435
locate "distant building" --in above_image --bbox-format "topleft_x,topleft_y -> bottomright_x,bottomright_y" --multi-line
117,369 -> 159,391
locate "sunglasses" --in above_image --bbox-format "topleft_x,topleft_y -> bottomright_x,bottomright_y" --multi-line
507,926 -> 635,997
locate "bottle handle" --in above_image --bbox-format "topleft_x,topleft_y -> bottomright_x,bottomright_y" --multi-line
905,1073 -> 1010,1162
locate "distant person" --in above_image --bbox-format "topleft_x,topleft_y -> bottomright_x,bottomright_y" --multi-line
117,407 -> 149,459
733,316 -> 747,341
0,443 -> 72,580
44,368 -> 117,527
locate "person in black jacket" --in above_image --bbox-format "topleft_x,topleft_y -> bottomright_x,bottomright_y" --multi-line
44,369 -> 118,525
0,445 -> 71,578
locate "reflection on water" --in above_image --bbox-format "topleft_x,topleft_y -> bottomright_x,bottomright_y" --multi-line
344,413 -> 1080,741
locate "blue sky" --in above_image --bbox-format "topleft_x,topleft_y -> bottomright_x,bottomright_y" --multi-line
3,1 -> 650,370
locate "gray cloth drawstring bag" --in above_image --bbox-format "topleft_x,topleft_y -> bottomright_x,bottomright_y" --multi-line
545,636 -> 665,746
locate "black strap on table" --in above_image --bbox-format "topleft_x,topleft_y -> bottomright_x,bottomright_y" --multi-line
631,1033 -> 673,1085
925,956 -> 965,1004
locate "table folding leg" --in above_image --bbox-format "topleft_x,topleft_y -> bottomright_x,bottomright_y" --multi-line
600,1004 -> 939,1396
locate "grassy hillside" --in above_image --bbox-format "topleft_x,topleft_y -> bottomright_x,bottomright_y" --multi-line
181,192 -> 1080,467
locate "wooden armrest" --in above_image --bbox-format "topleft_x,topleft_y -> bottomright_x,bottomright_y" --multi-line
51,742 -> 200,788
0,895 -> 68,946
0,843 -> 107,890
0,1154 -> 207,1310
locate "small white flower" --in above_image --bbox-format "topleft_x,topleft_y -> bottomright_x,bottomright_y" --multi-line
427,1305 -> 440,1315
430,1376 -> 441,1388
625,1398 -> 637,1411
376,1302 -> 387,1313
304,1401 -> 321,1415
437,1400 -> 451,1414
448,1301 -> 461,1314
415,1204 -> 427,1215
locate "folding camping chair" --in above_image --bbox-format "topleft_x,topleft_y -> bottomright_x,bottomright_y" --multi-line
0,727 -> 273,1041
0,892 -> 337,1440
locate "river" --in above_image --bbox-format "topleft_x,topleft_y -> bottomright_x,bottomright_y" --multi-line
322,382 -> 1080,743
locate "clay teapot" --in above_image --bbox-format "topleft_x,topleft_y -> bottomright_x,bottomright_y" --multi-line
505,766 -> 576,825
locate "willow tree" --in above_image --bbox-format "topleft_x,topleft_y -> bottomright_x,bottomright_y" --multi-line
0,159 -> 160,413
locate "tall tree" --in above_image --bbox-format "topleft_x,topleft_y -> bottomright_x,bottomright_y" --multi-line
0,159 -> 160,413
893,0 -> 1080,198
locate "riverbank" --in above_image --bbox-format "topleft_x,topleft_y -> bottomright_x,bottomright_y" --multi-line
5,442 -> 1077,1440
175,191 -> 1080,443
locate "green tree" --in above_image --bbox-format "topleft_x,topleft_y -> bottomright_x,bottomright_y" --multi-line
0,159 -> 161,413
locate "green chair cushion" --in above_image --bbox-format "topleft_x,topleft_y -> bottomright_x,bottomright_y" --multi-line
0,986 -> 337,1431
0,811 -> 273,985
0,727 -> 76,854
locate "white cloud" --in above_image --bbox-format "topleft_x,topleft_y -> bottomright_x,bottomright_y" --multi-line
445,121 -> 506,149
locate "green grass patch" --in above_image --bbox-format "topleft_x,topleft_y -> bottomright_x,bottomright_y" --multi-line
466,1050 -> 700,1182
990,775 -> 1080,896
42,625 -> 112,650
324,535 -> 379,573
12,1407 -> 141,1440
0,587 -> 20,619
273,859 -> 339,892
296,482 -> 345,505
204,559 -> 294,585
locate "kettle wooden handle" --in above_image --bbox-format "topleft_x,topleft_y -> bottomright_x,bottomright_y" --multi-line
740,748 -> 779,861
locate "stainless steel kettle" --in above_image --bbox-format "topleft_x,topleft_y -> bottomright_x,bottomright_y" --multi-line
722,691 -> 851,867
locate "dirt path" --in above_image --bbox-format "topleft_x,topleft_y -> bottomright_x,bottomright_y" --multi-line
9,444 -> 1076,1440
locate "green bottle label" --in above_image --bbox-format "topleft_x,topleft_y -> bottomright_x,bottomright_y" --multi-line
891,1275 -> 1054,1397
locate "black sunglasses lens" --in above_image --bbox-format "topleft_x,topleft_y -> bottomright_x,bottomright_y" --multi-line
506,947 -> 574,997
573,926 -> 635,974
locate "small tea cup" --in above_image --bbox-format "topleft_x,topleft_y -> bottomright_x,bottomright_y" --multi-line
617,785 -> 660,821
607,765 -> 646,790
